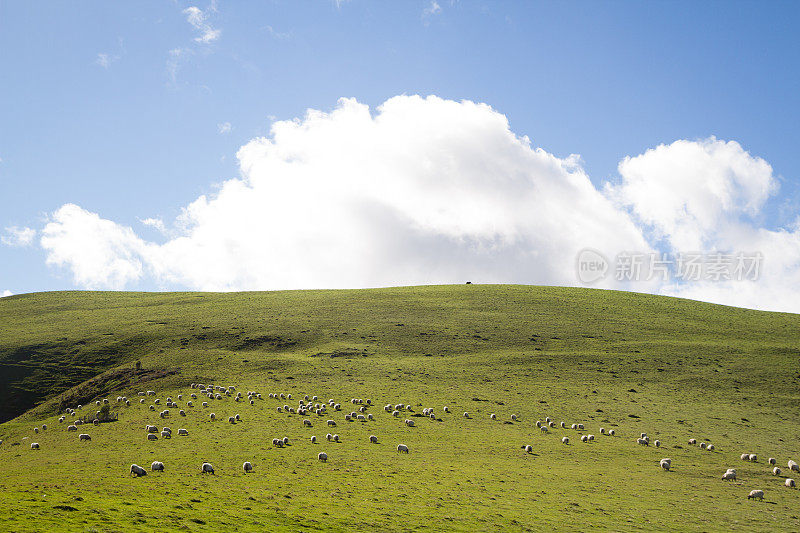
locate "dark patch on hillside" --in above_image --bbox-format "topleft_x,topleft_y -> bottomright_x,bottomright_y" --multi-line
231,335 -> 298,351
310,348 -> 370,358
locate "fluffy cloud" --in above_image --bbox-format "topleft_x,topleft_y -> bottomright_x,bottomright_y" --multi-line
183,6 -> 220,44
2,226 -> 36,247
32,95 -> 800,312
38,95 -> 650,292
217,122 -> 232,134
1,290 -> 12,298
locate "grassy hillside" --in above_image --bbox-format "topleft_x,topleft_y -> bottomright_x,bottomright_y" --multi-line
0,285 -> 799,531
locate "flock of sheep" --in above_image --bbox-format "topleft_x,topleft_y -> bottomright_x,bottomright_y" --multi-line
14,381 -> 799,503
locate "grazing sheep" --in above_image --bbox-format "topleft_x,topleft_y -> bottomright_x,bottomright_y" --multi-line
741,453 -> 749,461
660,458 -> 671,471
443,406 -> 450,413
33,427 -> 39,434
654,440 -> 661,448
406,419 -> 415,427
587,434 -> 595,441
707,444 -> 715,451
333,434 -> 340,442
786,479 -> 796,488
490,414 -> 496,420
161,431 -> 171,439
392,411 -> 399,418
42,424 -> 47,431
524,444 -> 532,453
562,437 -> 569,445
600,428 -> 606,435
368,413 -> 374,421
243,461 -> 253,473
229,416 -> 236,424
560,422 -> 566,428
464,412 -> 470,418
201,462 -> 215,474
179,410 -> 186,417
370,435 -> 379,443
210,413 -> 216,420
397,443 -> 409,453
79,434 -> 91,441
59,416 -> 65,423
609,429 -> 615,436
131,464 -> 147,477
31,442 -> 40,449
318,452 -> 328,462
178,428 -> 188,436
283,437 -> 289,445
203,402 -> 209,408
149,405 -> 155,411
637,438 -> 649,446
311,435 -> 317,443
67,425 -> 78,432
577,424 -> 584,430
747,489 -> 764,501
536,421 -> 542,428
147,433 -> 158,441
774,467 -> 782,476
345,414 -> 351,422
541,426 -> 549,433
722,469 -> 737,480
581,435 -> 588,442
511,414 -> 518,421
689,439 -> 696,445
571,424 -> 577,430
327,420 -> 336,427
304,419 -> 312,427
700,442 -> 707,449
769,458 -> 777,465
749,454 -> 758,462
151,461 -> 165,472
789,460 -> 799,472
147,425 -> 158,433
93,419 -> 100,426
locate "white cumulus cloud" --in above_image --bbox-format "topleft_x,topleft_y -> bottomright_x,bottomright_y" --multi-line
31,95 -> 800,312
218,122 -> 232,134
2,226 -> 36,247
1,290 -> 12,298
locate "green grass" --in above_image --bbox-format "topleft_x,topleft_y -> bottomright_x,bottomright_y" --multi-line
0,285 -> 799,531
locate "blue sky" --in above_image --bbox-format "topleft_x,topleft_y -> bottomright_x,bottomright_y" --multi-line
1,1 -> 799,311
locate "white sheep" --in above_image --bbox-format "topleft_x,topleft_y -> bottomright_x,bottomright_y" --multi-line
201,462 -> 215,474
283,437 -> 289,445
774,467 -> 782,476
707,444 -> 715,451
147,433 -> 158,441
637,438 -> 649,446
786,478 -> 796,488
747,489 -> 764,500
161,430 -> 171,439
67,425 -> 78,432
749,454 -> 758,462
243,461 -> 253,473
406,419 -> 415,427
34,427 -> 38,434
562,437 -> 569,445
397,443 -> 409,453
130,464 -> 148,477
541,426 -> 549,433
722,469 -> 736,480
31,442 -> 40,449
577,424 -> 584,430
511,414 -> 518,421
769,458 -> 777,465
587,434 -> 595,441
699,442 -> 706,449
79,434 -> 91,441
370,435 -> 378,444
689,439 -> 696,445
609,429 -> 615,436
581,435 -> 588,442
660,458 -> 671,471
178,428 -> 188,436
333,434 -> 340,442
789,460 -> 799,472
311,435 -> 317,443
42,424 -> 47,431
228,416 -> 236,424
179,410 -> 186,417
318,452 -> 328,462
560,422 -> 566,428
392,411 -> 399,418
151,461 -> 165,472
326,433 -> 332,441
654,440 -> 661,448
741,453 -> 749,461
524,444 -> 532,453
210,413 -> 216,420
463,412 -> 469,418
490,414 -> 496,420
443,406 -> 450,413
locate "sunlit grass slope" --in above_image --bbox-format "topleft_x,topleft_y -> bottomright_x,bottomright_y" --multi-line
1,285 -> 799,531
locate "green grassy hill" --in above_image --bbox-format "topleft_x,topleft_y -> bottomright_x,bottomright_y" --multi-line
1,285 -> 799,531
